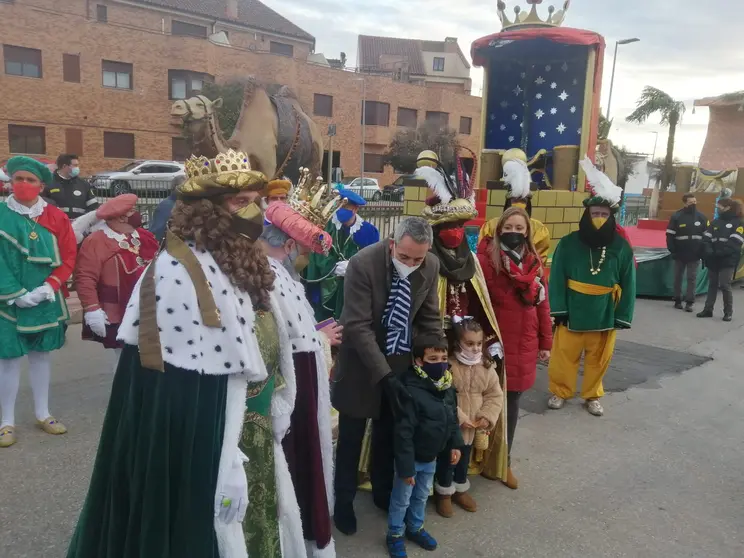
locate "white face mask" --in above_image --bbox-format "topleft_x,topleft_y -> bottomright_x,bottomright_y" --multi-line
392,248 -> 421,279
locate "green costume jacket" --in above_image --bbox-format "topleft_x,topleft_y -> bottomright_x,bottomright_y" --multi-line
549,231 -> 636,332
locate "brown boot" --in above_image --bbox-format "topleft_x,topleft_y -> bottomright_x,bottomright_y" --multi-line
435,493 -> 454,518
452,481 -> 477,512
503,467 -> 519,490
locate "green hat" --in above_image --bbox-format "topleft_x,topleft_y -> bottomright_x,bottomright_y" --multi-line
6,156 -> 53,185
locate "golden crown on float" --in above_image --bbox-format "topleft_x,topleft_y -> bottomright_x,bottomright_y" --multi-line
180,149 -> 268,196
288,167 -> 347,228
497,0 -> 570,30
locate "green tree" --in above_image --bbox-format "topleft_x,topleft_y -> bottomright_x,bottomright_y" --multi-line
200,81 -> 245,137
626,86 -> 686,192
383,122 -> 459,174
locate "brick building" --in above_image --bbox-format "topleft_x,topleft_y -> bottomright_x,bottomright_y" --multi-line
0,0 -> 481,186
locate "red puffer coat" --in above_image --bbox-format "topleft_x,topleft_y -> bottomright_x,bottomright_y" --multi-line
478,240 -> 553,393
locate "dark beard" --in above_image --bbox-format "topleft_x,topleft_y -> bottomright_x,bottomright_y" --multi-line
578,208 -> 616,248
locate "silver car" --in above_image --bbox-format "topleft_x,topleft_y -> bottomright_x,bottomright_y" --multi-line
342,177 -> 382,201
92,160 -> 185,196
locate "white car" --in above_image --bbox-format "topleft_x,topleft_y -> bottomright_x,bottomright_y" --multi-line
92,160 -> 185,195
341,177 -> 381,201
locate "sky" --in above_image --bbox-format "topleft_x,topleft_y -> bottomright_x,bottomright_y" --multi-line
265,0 -> 744,165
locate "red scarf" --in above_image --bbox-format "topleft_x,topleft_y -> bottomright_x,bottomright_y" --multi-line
501,250 -> 542,306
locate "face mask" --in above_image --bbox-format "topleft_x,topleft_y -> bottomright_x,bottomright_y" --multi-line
684,204 -> 696,213
437,227 -> 465,249
70,167 -> 80,178
501,232 -> 526,250
392,249 -> 420,279
231,202 -> 264,241
13,181 -> 41,202
293,253 -> 310,273
336,208 -> 354,224
592,217 -> 608,230
421,361 -> 449,381
456,344 -> 482,366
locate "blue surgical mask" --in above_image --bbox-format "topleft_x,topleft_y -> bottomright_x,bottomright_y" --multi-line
70,167 -> 80,178
336,208 -> 354,224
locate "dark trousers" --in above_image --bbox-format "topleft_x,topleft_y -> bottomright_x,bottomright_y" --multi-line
507,390 -> 522,463
674,260 -> 698,303
705,267 -> 735,315
333,391 -> 395,510
435,444 -> 472,488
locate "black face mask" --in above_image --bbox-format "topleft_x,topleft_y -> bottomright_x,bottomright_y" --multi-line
684,204 -> 697,214
578,208 -> 616,248
421,361 -> 448,381
501,232 -> 527,250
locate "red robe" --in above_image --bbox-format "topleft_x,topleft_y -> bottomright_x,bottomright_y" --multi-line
36,204 -> 77,295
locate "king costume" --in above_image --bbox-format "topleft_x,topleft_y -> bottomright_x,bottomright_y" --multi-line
547,158 -> 636,417
413,149 -> 509,483
67,151 -> 321,558
0,156 -> 76,448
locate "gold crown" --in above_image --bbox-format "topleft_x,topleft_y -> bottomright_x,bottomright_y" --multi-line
288,167 -> 347,228
179,149 -> 267,197
497,0 -> 570,30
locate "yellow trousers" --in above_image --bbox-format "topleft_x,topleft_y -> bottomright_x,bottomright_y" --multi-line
548,325 -> 617,400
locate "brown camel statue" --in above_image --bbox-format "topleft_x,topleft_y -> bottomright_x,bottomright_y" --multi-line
171,79 -> 323,183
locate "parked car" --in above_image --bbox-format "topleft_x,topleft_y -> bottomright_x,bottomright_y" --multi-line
340,177 -> 382,201
382,174 -> 414,201
91,160 -> 185,195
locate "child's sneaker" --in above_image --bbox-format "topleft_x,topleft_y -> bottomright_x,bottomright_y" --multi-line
406,527 -> 438,551
386,534 -> 407,558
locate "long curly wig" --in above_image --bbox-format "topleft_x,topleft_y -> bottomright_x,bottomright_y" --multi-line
169,196 -> 275,311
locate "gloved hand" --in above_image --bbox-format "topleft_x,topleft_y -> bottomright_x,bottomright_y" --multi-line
215,451 -> 249,524
11,291 -> 39,309
381,372 -> 411,419
487,342 -> 504,360
333,261 -> 349,277
554,315 -> 569,327
85,309 -> 110,338
28,283 -> 55,304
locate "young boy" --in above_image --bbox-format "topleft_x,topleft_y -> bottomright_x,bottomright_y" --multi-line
387,334 -> 464,558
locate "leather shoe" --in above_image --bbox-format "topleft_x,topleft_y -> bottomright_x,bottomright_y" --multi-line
333,502 -> 357,535
503,467 -> 519,490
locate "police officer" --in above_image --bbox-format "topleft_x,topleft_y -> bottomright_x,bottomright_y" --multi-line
666,193 -> 708,312
43,154 -> 98,222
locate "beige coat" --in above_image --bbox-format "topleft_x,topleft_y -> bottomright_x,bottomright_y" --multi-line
450,358 -> 504,446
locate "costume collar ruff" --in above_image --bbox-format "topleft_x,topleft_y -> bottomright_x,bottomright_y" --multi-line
7,195 -> 47,219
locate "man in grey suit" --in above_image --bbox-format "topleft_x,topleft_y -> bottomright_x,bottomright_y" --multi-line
332,216 -> 443,535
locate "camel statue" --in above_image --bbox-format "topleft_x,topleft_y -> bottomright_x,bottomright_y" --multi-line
171,79 -> 323,183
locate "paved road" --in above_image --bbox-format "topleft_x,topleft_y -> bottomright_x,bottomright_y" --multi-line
2,295 -> 743,558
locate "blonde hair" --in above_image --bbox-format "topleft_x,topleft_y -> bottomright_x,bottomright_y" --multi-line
488,206 -> 541,276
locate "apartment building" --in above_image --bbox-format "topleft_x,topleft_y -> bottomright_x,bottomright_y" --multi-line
0,0 -> 481,186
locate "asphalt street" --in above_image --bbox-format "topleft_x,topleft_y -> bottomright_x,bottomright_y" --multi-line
1,295 -> 743,558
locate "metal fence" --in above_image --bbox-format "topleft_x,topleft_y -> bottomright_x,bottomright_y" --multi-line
358,201 -> 405,239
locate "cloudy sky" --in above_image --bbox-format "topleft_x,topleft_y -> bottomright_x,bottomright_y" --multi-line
266,0 -> 743,165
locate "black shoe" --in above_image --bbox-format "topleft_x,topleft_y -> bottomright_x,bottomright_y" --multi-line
696,310 -> 713,318
674,301 -> 684,310
685,303 -> 694,313
334,502 -> 357,535
373,494 -> 391,512
723,314 -> 733,322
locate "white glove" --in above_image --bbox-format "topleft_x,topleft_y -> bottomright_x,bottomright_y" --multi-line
11,291 -> 39,309
333,261 -> 348,277
215,451 -> 249,524
29,283 -> 55,304
488,342 -> 504,360
85,309 -> 110,338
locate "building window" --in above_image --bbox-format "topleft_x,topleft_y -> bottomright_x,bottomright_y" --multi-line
65,128 -> 83,155
433,57 -> 445,72
102,60 -> 132,90
364,154 -> 385,174
397,107 -> 417,128
172,20 -> 208,38
63,53 -> 80,83
172,137 -> 190,161
96,4 -> 108,22
168,70 -> 211,100
104,131 -> 135,159
362,101 -> 390,127
8,125 -> 46,154
3,45 -> 42,78
313,94 -> 333,117
459,116 -> 472,135
270,41 -> 294,57
425,111 -> 449,129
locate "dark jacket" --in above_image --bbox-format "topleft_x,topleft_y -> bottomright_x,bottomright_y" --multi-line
394,366 -> 464,478
332,240 -> 442,419
43,172 -> 99,221
703,212 -> 744,271
150,192 -> 177,242
666,208 -> 708,262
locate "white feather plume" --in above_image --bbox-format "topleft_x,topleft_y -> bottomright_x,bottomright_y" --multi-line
579,157 -> 622,206
71,211 -> 103,244
414,166 -> 452,204
502,159 -> 531,199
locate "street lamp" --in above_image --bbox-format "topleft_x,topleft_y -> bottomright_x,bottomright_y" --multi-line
354,77 -> 367,180
606,38 -> 640,121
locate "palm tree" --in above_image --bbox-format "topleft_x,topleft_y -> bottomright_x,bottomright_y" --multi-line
626,86 -> 686,193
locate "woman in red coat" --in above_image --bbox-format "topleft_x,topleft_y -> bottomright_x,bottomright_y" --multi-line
477,206 -> 552,489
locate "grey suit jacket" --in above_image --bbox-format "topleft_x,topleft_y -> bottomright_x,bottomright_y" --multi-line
331,239 -> 442,419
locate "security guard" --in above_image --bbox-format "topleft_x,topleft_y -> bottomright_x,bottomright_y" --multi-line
666,193 -> 708,312
43,154 -> 98,222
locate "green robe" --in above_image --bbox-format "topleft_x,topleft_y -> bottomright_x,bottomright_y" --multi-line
549,231 -> 636,331
0,202 -> 68,359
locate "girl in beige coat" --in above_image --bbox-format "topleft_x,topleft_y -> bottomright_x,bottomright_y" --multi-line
434,317 -> 504,517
